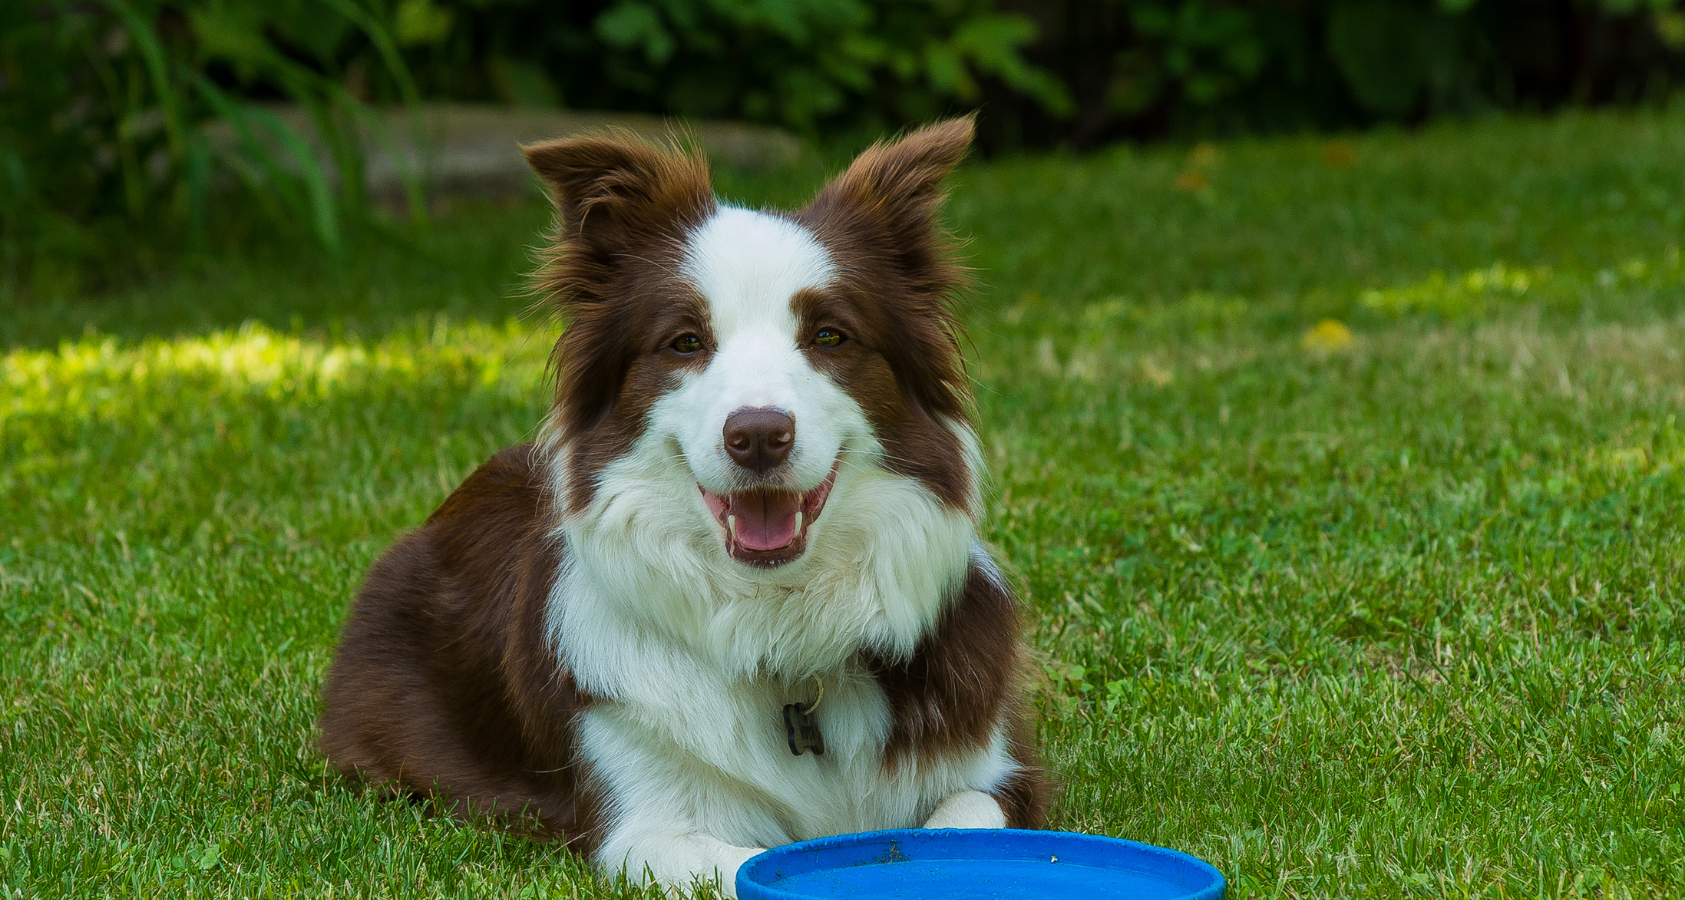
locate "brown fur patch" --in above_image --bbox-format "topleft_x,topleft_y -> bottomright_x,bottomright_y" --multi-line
791,285 -> 971,509
523,134 -> 718,512
319,444 -> 603,850
991,712 -> 1055,829
793,117 -> 978,509
864,556 -> 1051,827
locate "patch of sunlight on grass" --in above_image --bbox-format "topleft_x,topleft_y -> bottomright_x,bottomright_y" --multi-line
1589,439 -> 1685,480
1,317 -> 553,423
1362,262 -> 1553,317
1360,246 -> 1683,319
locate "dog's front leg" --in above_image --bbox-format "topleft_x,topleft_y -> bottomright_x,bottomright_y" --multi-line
606,830 -> 765,899
922,790 -> 1007,829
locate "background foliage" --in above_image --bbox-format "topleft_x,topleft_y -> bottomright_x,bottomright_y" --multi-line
986,0 -> 1685,148
392,0 -> 1071,135
3,0 -> 1684,296
1,0 -> 428,298
373,0 -> 1685,145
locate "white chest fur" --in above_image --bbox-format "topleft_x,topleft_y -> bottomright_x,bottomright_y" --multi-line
544,421 -> 1010,890
556,560 -> 1006,804
550,553 -> 1014,889
577,650 -> 1007,844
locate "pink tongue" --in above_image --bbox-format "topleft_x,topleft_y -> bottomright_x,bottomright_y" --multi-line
734,491 -> 801,551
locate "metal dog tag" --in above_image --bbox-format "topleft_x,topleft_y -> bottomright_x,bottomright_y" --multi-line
783,702 -> 824,756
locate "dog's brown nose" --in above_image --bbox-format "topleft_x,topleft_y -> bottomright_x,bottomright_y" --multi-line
723,408 -> 795,473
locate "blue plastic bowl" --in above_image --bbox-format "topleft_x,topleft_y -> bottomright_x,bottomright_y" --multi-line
737,828 -> 1225,900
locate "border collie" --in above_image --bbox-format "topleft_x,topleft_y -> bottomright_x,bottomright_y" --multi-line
320,116 -> 1049,896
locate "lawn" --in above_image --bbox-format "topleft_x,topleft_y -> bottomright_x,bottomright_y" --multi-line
4,110 -> 1683,898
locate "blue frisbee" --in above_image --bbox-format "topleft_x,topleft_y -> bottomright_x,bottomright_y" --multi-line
737,829 -> 1225,900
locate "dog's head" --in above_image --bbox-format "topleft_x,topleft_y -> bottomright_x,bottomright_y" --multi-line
526,119 -> 977,576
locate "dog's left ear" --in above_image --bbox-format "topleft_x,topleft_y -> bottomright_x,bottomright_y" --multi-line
801,115 -> 974,283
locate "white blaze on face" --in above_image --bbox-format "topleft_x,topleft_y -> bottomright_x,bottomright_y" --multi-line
656,205 -> 872,503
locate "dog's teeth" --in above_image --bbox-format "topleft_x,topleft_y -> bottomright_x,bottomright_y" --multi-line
727,515 -> 737,542
794,511 -> 803,535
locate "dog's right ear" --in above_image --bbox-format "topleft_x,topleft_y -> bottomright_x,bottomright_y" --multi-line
525,135 -> 715,449
522,134 -> 714,254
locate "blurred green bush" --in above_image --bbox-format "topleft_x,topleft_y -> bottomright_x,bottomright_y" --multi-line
366,0 -> 1685,145
391,0 -> 1071,134
0,0 -> 1059,297
3,0 -> 1683,297
1,0 -> 426,298
985,0 -> 1685,147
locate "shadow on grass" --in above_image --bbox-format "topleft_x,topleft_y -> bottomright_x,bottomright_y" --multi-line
1,160 -> 842,352
1,199 -> 556,351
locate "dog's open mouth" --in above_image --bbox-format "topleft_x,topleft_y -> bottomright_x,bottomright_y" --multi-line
699,463 -> 839,568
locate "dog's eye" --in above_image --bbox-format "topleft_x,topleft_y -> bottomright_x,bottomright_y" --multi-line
672,334 -> 703,354
814,328 -> 845,348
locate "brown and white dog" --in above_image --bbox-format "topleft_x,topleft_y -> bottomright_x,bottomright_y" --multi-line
320,117 -> 1049,896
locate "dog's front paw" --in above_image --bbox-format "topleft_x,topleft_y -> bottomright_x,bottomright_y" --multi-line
628,836 -> 766,899
922,790 -> 1007,829
711,844 -> 765,898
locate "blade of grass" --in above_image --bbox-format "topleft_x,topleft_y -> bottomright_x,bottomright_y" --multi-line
242,105 -> 342,253
98,0 -> 185,157
184,132 -> 210,251
190,75 -> 318,245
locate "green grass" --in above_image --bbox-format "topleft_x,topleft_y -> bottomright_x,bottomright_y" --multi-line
5,109 -> 1685,898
